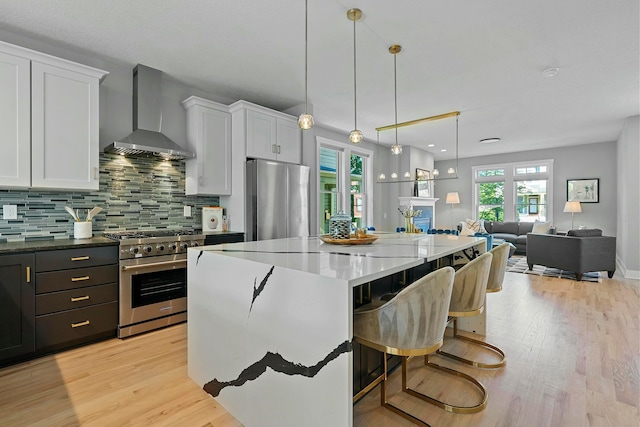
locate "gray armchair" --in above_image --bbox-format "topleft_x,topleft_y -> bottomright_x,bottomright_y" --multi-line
526,229 -> 616,281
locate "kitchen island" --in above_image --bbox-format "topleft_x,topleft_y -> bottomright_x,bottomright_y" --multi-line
187,233 -> 485,427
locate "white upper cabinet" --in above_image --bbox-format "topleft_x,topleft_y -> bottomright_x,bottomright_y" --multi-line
0,49 -> 31,188
232,101 -> 301,164
0,41 -> 107,191
182,96 -> 232,196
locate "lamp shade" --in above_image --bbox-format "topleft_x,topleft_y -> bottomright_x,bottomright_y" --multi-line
563,201 -> 582,213
446,192 -> 460,204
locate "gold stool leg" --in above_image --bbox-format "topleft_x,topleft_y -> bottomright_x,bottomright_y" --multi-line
406,355 -> 488,414
380,355 -> 432,427
437,318 -> 506,369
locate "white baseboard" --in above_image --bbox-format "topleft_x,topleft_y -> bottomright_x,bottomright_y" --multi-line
616,255 -> 640,280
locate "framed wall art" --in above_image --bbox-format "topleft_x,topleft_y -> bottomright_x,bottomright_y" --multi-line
414,168 -> 431,197
567,178 -> 599,203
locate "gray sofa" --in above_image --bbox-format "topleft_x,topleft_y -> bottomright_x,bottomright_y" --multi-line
459,221 -> 534,254
526,229 -> 616,281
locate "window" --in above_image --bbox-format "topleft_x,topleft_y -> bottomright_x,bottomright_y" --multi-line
473,160 -> 553,223
317,138 -> 372,234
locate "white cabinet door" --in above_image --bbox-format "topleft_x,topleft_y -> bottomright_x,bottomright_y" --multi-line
0,50 -> 31,188
183,97 -> 232,195
276,117 -> 301,164
246,109 -> 277,160
31,61 -> 100,190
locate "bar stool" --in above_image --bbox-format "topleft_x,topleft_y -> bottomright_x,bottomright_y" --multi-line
437,243 -> 509,368
353,267 -> 455,426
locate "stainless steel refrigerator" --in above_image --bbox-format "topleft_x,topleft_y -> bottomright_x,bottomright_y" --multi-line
245,159 -> 310,241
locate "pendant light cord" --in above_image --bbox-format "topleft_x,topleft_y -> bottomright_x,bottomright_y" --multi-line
353,16 -> 357,131
304,0 -> 309,114
394,52 -> 398,146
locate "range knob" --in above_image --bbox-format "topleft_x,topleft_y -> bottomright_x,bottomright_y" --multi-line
180,242 -> 189,250
156,244 -> 165,252
129,246 -> 140,255
191,241 -> 199,247
143,245 -> 153,253
168,243 -> 177,251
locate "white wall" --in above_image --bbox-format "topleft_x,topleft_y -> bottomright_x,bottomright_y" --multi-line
434,141 -> 618,234
616,115 -> 640,278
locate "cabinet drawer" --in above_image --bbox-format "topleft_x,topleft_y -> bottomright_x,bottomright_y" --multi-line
36,301 -> 117,350
36,264 -> 118,294
36,246 -> 118,272
36,283 -> 117,316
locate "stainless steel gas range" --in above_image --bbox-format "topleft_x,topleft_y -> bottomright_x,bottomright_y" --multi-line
104,229 -> 204,338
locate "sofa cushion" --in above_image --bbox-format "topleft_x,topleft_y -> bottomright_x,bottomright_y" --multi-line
515,234 -> 528,246
517,222 -> 535,235
531,220 -> 551,234
567,228 -> 603,237
492,233 -> 518,244
489,222 -> 518,235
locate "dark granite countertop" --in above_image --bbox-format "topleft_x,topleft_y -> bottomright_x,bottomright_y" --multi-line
0,236 -> 118,254
201,230 -> 244,236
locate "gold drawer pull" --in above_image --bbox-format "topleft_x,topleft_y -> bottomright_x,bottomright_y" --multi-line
70,256 -> 90,261
71,295 -> 90,302
71,276 -> 90,282
26,266 -> 31,283
71,320 -> 90,328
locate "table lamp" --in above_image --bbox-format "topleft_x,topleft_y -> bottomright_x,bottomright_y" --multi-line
446,192 -> 460,230
563,201 -> 582,230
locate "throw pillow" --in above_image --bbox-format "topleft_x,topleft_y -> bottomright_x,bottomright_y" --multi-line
464,218 -> 487,234
531,220 -> 551,234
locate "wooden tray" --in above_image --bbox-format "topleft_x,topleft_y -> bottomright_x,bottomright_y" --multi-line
319,234 -> 378,245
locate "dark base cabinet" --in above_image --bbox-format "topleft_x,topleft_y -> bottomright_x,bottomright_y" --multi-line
0,253 -> 35,364
0,245 -> 118,368
204,232 -> 245,246
35,246 -> 118,352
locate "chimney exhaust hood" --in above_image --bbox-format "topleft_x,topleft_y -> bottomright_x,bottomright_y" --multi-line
105,64 -> 195,160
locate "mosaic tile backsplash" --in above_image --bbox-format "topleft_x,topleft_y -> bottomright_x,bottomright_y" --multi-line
0,153 -> 219,242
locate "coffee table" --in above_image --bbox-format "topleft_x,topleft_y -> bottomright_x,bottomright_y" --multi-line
492,238 -> 517,257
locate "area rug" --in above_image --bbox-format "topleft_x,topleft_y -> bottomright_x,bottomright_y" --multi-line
506,255 -> 601,282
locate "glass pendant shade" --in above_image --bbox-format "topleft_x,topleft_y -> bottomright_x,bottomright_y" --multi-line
433,169 -> 440,176
299,0 -> 313,130
349,129 -> 363,144
391,172 -> 398,179
378,173 -> 386,180
447,167 -> 456,175
404,171 -> 411,178
298,113 -> 314,130
390,143 -> 402,155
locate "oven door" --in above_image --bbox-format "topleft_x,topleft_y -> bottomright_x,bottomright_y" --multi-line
119,254 -> 187,337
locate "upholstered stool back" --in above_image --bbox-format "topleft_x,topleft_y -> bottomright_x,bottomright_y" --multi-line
449,252 -> 493,317
487,242 -> 510,293
353,266 -> 455,356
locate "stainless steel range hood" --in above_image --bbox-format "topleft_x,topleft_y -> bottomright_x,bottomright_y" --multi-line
105,64 -> 195,160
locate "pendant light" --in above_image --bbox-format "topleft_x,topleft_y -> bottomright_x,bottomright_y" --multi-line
389,45 -> 402,155
298,0 -> 314,130
347,8 -> 363,144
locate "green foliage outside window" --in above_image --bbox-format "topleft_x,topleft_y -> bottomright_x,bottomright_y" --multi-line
478,182 -> 504,221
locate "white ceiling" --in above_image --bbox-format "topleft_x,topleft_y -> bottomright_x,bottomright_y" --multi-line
1,0 -> 638,160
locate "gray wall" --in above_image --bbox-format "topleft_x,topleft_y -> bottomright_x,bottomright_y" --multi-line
616,116 -> 640,277
434,141 -> 618,234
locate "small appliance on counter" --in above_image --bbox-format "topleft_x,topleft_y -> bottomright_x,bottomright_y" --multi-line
202,206 -> 224,231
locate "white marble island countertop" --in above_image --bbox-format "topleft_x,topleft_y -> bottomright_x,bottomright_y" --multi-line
188,233 -> 486,427
195,233 -> 484,287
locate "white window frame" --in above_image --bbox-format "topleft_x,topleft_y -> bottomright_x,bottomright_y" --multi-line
316,137 -> 373,232
472,159 -> 554,222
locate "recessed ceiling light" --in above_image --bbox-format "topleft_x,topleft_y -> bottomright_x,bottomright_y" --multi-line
440,149 -> 447,152
542,67 -> 559,78
427,144 -> 435,147
480,138 -> 501,144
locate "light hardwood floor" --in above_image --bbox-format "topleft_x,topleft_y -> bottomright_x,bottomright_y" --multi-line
0,271 -> 637,426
